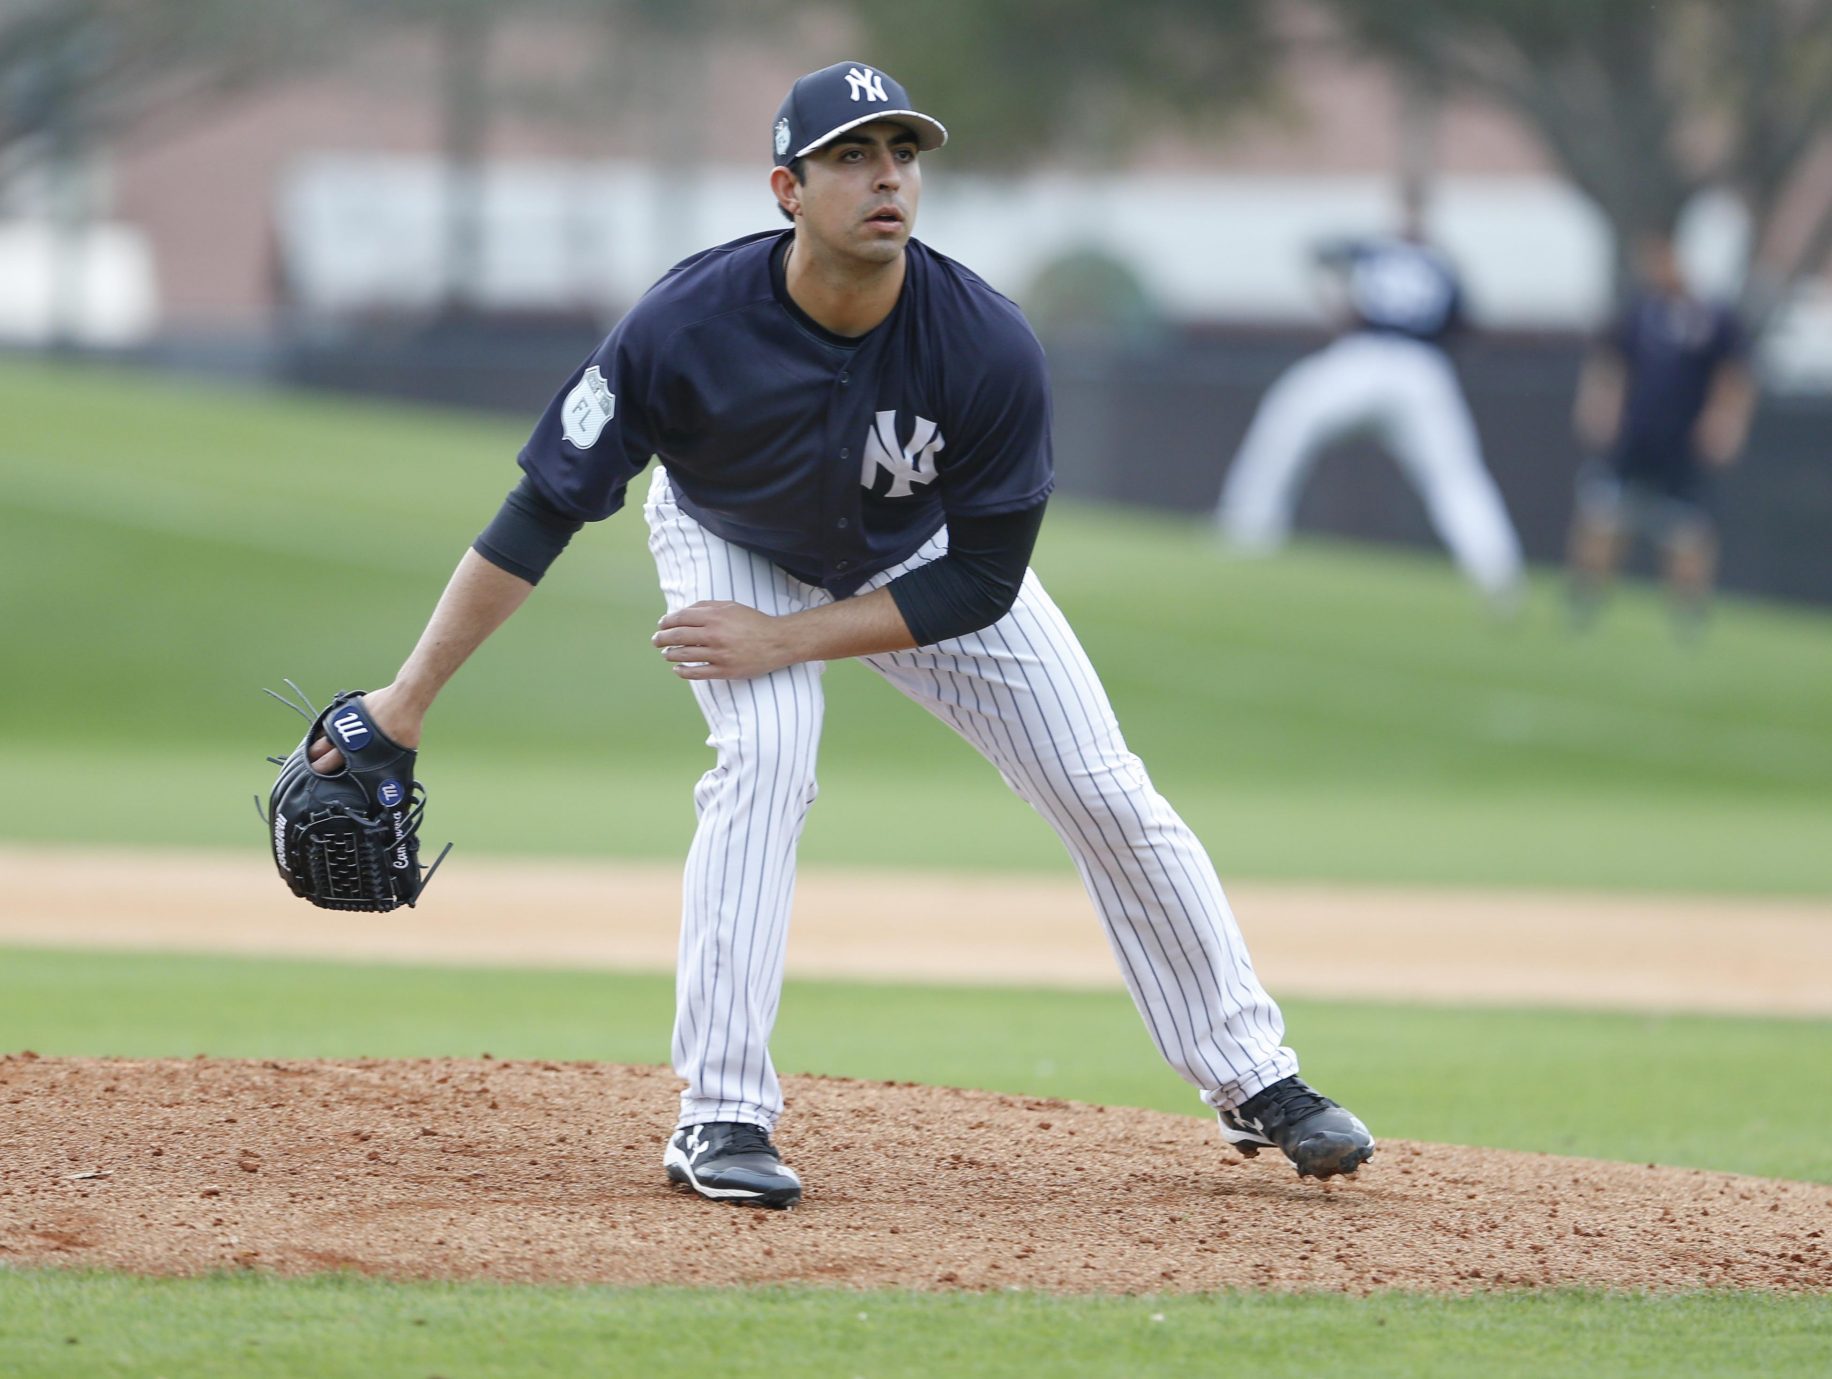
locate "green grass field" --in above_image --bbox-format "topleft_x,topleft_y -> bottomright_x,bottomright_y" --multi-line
2,357 -> 1828,892
6,1274 -> 1828,1379
4,358 -> 1829,1375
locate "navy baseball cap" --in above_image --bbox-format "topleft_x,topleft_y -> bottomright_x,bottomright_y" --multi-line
772,62 -> 947,167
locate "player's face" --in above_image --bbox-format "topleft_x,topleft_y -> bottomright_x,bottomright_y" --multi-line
797,122 -> 922,264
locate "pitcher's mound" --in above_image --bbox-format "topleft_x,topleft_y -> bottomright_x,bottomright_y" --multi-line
2,1055 -> 1827,1294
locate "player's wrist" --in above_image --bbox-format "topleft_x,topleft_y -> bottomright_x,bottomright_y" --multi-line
369,680 -> 432,745
775,609 -> 829,667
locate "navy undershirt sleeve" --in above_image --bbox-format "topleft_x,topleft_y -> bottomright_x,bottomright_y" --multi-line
472,475 -> 586,584
886,500 -> 1046,646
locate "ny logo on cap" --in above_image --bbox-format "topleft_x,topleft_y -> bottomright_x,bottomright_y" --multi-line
845,65 -> 887,102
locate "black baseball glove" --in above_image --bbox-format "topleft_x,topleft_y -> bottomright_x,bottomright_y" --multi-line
259,681 -> 450,911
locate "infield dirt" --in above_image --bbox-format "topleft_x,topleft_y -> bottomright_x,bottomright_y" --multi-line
4,1054 -> 1830,1295
5,845 -> 1830,1016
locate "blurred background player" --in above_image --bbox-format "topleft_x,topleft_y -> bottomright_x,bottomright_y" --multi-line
1215,188 -> 1525,612
1566,232 -> 1757,639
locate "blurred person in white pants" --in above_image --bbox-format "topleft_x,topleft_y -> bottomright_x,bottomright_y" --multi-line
1216,197 -> 1524,610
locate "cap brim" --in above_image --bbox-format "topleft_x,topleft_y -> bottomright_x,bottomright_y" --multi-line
793,110 -> 948,159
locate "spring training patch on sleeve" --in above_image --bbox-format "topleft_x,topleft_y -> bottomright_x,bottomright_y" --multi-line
562,367 -> 616,448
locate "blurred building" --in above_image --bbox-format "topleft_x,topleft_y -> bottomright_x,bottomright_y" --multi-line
7,18 -> 1814,352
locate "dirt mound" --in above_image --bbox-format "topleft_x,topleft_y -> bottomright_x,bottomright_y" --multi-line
2,1055 -> 1827,1295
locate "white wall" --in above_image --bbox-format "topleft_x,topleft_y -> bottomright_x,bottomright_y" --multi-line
278,154 -> 1621,328
0,222 -> 159,346
271,153 -> 1832,389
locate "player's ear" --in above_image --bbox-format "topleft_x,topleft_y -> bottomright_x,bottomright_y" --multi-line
770,165 -> 801,221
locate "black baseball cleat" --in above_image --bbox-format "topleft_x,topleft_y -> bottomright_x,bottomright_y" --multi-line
664,1122 -> 803,1208
1218,1076 -> 1375,1179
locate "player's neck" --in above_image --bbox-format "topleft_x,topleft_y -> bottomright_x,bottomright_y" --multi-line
783,235 -> 906,338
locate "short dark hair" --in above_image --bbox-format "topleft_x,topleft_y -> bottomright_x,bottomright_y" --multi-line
777,157 -> 805,223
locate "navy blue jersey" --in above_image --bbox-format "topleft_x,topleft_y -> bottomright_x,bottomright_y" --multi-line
1327,237 -> 1464,344
1607,292 -> 1745,477
518,229 -> 1054,596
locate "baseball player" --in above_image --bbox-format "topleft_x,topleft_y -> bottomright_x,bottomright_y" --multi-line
310,61 -> 1374,1207
1215,193 -> 1525,610
1565,232 -> 1755,637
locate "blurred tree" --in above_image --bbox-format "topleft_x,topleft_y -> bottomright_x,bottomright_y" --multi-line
1023,245 -> 1164,348
349,0 -> 499,315
0,1 -> 342,157
849,0 -> 1276,165
1321,0 -> 1832,323
0,0 -> 361,341
536,0 -> 791,274
350,0 -> 786,311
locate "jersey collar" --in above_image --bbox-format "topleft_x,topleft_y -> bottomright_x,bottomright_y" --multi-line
770,232 -> 909,351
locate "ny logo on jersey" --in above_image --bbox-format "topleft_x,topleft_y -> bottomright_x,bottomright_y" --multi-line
861,410 -> 944,497
845,66 -> 887,102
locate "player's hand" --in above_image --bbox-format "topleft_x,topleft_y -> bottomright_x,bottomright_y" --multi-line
653,601 -> 796,681
308,682 -> 425,774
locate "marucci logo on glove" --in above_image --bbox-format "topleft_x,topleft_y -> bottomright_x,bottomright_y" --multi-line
331,709 -> 370,749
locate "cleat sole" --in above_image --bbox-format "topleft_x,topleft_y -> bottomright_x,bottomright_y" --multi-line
1292,1133 -> 1376,1180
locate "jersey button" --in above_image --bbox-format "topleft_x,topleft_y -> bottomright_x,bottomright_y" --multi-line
836,517 -> 850,529
839,372 -> 850,385
839,447 -> 851,460
835,559 -> 853,572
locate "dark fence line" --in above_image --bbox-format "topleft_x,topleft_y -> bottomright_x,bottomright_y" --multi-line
1050,332 -> 1830,607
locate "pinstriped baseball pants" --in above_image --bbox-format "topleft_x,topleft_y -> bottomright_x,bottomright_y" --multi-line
645,468 -> 1298,1133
